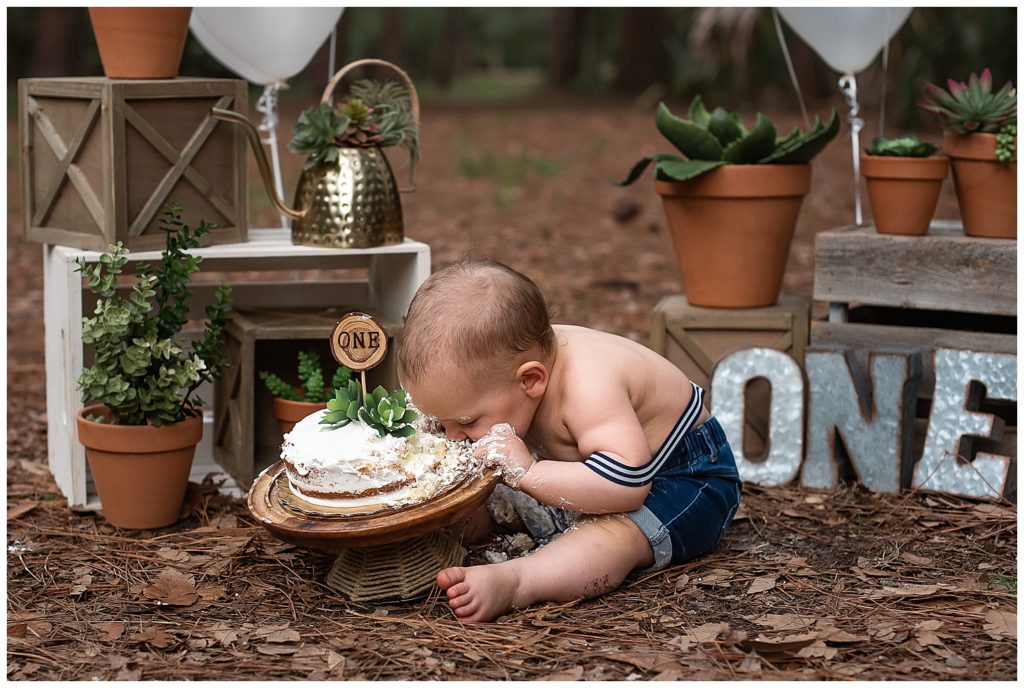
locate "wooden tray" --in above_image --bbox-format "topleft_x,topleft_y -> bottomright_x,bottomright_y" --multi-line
247,461 -> 499,552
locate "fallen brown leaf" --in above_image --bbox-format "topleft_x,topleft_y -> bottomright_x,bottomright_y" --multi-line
7,501 -> 39,520
131,627 -> 175,649
142,568 -> 199,606
746,575 -> 777,595
983,609 -> 1016,639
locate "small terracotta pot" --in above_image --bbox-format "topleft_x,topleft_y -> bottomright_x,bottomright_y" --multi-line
76,405 -> 202,529
861,154 -> 949,236
943,131 -> 1017,239
88,7 -> 192,79
656,164 -> 811,308
272,396 -> 327,436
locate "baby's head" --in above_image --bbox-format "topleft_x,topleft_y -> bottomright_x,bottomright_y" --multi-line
398,258 -> 556,440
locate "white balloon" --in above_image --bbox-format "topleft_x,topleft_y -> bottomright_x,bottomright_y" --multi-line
190,7 -> 344,85
778,7 -> 912,75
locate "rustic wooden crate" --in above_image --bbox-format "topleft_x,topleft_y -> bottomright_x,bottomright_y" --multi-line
813,221 -> 1016,496
813,221 -> 1016,401
650,295 -> 810,456
814,221 -> 1016,318
213,307 -> 404,489
20,77 -> 247,252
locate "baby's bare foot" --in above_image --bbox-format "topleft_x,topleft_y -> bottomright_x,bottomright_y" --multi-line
436,563 -> 523,623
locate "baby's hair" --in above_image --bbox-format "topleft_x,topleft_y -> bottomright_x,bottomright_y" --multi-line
398,257 -> 556,384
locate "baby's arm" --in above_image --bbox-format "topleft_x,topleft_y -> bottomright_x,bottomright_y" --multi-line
474,396 -> 653,514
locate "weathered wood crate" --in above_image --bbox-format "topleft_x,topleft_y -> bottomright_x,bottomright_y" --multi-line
214,307 -> 404,488
813,221 -> 1017,495
650,295 -> 810,456
19,77 -> 248,252
813,222 -> 1016,399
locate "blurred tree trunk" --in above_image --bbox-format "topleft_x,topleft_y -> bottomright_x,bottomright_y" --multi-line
613,8 -> 670,92
29,7 -> 79,76
431,7 -> 466,87
548,8 -> 586,88
378,8 -> 405,66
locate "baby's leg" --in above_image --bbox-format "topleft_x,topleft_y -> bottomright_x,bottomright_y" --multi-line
436,514 -> 653,623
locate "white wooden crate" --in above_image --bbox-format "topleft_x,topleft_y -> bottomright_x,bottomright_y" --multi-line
44,229 -> 431,510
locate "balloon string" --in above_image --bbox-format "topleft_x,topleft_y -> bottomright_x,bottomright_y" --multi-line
257,82 -> 289,230
838,74 -> 864,226
772,8 -> 811,131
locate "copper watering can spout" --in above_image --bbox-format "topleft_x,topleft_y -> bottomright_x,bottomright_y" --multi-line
210,107 -> 306,220
211,58 -> 419,248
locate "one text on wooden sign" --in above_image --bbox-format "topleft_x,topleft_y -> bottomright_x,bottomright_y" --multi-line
330,312 -> 389,371
709,346 -> 1016,501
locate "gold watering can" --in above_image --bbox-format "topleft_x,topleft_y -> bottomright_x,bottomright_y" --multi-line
212,59 -> 418,248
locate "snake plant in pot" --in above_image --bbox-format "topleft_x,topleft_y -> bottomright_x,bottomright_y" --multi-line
75,204 -> 233,529
919,69 -> 1016,238
861,136 -> 948,236
616,97 -> 839,307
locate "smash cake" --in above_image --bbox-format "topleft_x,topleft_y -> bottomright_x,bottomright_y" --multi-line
280,384 -> 480,513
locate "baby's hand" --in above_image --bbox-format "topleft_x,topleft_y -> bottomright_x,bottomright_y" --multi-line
472,423 -> 533,489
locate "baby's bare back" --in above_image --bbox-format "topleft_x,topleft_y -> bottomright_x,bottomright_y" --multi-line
543,325 -> 704,457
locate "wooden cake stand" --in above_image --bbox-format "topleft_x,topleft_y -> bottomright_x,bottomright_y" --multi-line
248,461 -> 500,602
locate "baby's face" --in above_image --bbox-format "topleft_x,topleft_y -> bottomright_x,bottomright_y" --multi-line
403,370 -> 529,443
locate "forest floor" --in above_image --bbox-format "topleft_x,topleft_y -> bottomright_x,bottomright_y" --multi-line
6,95 -> 1016,680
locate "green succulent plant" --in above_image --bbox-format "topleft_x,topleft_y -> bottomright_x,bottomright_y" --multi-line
289,78 -> 419,171
75,204 -> 233,427
258,349 -> 352,403
614,96 -> 840,186
919,69 -> 1016,135
865,136 -> 939,158
320,381 -> 419,439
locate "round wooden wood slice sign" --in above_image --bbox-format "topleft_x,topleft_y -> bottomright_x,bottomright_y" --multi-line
330,312 -> 388,371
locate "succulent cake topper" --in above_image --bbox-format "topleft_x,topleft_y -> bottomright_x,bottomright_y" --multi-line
321,380 -> 419,439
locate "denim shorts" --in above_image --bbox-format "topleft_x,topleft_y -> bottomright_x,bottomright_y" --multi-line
485,416 -> 741,572
624,416 -> 742,571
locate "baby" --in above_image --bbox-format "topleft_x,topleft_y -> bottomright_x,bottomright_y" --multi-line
398,258 -> 741,622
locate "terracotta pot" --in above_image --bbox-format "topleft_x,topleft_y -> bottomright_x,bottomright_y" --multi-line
88,7 -> 192,79
76,405 -> 202,529
861,154 -> 949,236
272,396 -> 327,436
943,131 -> 1017,239
655,164 -> 811,308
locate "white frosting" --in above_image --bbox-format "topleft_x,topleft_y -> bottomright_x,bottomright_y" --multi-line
280,409 -> 480,512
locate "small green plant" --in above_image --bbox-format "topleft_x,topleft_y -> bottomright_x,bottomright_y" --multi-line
258,350 -> 352,403
614,96 -> 840,185
75,204 -> 233,427
289,78 -> 419,170
320,381 -> 419,438
919,69 -> 1016,135
995,123 -> 1017,162
865,136 -> 939,157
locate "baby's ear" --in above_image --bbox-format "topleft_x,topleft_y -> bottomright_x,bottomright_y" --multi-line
516,361 -> 548,398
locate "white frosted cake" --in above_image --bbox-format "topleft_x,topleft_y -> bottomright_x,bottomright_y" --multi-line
280,410 -> 480,511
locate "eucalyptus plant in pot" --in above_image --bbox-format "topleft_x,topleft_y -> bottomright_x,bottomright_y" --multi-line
259,350 -> 353,435
615,97 -> 840,308
75,204 -> 233,529
919,69 -> 1016,238
861,136 -> 948,236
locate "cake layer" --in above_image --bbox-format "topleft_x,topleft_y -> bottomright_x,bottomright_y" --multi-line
280,409 -> 481,512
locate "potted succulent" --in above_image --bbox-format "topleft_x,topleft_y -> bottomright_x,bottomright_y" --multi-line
75,204 -> 233,530
861,136 -> 948,236
259,350 -> 353,435
919,69 -> 1016,238
286,60 -> 420,247
615,96 -> 840,308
